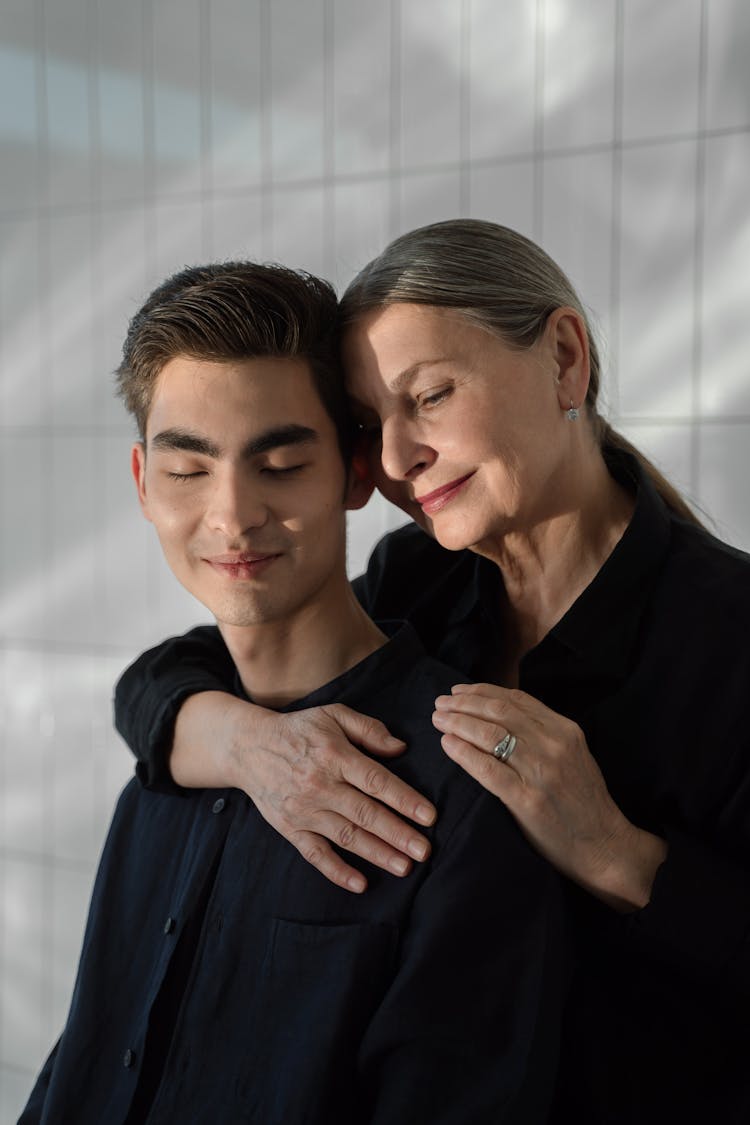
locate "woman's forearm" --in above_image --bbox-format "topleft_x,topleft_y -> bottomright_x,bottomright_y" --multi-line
170,691 -> 263,789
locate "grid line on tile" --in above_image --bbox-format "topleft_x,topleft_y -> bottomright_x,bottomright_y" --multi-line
689,0 -> 710,498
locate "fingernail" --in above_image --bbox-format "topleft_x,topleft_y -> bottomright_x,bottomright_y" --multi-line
408,838 -> 430,861
432,712 -> 446,730
415,804 -> 436,826
348,874 -> 367,893
434,696 -> 450,709
390,855 -> 410,875
387,736 -> 406,747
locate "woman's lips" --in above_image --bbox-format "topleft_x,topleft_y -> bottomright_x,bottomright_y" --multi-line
206,553 -> 281,579
415,472 -> 475,516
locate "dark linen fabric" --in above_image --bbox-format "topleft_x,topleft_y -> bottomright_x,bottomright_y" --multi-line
22,627 -> 565,1125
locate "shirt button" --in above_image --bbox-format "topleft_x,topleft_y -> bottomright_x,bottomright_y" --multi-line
212,797 -> 226,814
123,1048 -> 135,1068
163,916 -> 176,935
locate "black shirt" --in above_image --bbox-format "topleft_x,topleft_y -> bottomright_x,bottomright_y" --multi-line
113,449 -> 750,1124
23,627 -> 565,1125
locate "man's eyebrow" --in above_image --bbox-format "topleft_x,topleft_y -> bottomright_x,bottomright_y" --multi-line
243,424 -> 318,456
150,429 -> 220,457
149,424 -> 319,458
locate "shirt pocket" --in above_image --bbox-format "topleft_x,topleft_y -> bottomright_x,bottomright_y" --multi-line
232,917 -> 398,1123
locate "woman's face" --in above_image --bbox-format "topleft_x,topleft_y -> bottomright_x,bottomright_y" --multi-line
342,302 -> 578,554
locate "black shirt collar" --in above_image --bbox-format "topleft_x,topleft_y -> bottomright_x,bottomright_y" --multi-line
234,622 -> 425,712
470,447 -> 673,687
544,447 -> 672,673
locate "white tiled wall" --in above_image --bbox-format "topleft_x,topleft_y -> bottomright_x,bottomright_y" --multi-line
1,0 -> 748,1116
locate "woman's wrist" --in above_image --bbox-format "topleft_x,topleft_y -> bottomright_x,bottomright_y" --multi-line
589,822 -> 669,913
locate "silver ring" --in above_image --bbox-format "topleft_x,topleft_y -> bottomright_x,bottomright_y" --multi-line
492,733 -> 517,763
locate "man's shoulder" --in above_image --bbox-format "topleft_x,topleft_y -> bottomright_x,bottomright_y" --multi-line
337,627 -> 483,818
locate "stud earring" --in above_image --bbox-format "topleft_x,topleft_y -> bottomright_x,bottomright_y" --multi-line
566,400 -> 579,421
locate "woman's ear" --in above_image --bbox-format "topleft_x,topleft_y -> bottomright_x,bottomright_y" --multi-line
344,439 -> 376,511
545,307 -> 590,412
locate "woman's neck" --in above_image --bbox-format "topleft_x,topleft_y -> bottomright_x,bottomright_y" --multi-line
479,452 -> 635,668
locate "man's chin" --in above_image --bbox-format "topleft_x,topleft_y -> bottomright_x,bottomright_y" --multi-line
214,605 -> 272,630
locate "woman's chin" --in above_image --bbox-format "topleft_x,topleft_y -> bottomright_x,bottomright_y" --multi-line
427,518 -> 478,553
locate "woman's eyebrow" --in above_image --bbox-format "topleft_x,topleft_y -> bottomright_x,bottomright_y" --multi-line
390,358 -> 450,393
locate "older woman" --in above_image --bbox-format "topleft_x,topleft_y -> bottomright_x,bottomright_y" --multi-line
116,220 -> 750,1124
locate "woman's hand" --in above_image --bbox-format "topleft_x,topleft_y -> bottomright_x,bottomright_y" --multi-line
432,683 -> 667,912
172,692 -> 436,893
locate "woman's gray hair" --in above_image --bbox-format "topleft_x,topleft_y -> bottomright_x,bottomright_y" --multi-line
340,218 -> 700,526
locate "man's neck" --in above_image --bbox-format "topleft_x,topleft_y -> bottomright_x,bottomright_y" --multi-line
218,580 -> 387,709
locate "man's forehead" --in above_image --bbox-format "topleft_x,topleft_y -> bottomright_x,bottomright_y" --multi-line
145,353 -> 327,444
155,352 -> 315,388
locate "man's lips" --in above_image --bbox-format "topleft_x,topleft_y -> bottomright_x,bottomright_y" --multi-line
415,472 -> 475,515
205,552 -> 282,579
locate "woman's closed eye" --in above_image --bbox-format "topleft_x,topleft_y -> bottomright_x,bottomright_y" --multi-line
416,385 -> 452,411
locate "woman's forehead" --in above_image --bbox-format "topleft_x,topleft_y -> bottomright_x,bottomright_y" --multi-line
341,303 -> 511,395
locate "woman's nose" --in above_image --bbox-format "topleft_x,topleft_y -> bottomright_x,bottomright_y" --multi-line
380,416 -> 435,482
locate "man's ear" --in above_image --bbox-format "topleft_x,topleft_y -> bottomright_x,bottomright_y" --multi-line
130,442 -> 153,522
344,447 -> 375,511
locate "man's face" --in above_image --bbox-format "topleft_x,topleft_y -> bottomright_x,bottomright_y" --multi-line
132,355 -> 367,629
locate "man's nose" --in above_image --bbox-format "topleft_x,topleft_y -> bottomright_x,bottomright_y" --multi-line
205,467 -> 268,536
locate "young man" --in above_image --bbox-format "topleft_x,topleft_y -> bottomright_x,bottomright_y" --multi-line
21,263 -> 565,1124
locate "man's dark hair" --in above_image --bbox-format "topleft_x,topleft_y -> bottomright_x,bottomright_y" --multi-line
116,261 -> 354,461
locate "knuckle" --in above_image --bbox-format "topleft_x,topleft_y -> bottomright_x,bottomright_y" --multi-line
572,725 -> 588,752
475,754 -> 497,783
337,822 -> 359,849
309,739 -> 341,771
507,688 -> 526,706
362,766 -> 387,798
294,745 -> 336,787
488,724 -> 508,749
278,792 -> 299,818
322,703 -> 345,725
278,794 -> 309,832
490,699 -> 511,723
298,837 -> 326,868
352,799 -> 376,831
541,737 -> 564,764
